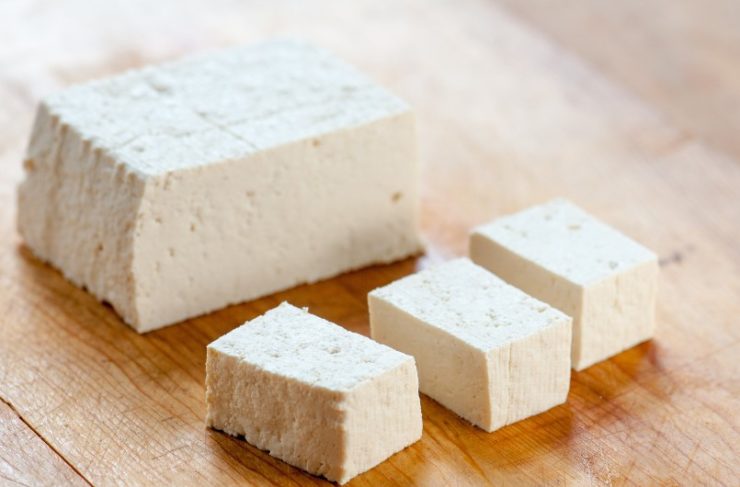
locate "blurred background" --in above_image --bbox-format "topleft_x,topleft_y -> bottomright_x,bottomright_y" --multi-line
3,0 -> 740,157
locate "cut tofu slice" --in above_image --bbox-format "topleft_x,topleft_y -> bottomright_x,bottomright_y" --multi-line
18,39 -> 422,333
206,302 -> 422,484
368,258 -> 572,432
470,198 -> 658,371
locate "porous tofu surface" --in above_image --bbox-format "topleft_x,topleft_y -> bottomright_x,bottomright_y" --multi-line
369,258 -> 571,432
42,39 -> 409,176
206,303 -> 422,484
470,199 -> 659,370
370,258 -> 569,351
472,198 -> 657,286
209,302 -> 412,391
19,39 -> 422,332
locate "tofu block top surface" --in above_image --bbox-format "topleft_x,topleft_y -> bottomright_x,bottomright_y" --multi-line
370,258 -> 569,351
42,39 -> 409,175
472,199 -> 657,286
208,302 -> 412,392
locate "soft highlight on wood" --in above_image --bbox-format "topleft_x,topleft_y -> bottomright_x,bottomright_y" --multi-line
0,0 -> 738,485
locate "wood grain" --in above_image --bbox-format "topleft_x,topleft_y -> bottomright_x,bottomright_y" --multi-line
0,399 -> 88,486
1,0 -> 738,485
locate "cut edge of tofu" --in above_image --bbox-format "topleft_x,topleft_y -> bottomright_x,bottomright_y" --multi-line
470,198 -> 658,288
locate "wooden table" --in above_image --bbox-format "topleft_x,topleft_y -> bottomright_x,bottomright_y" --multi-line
1,1 -> 738,485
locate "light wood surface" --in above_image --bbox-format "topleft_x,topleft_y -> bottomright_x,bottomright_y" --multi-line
497,0 -> 740,162
1,0 -> 738,485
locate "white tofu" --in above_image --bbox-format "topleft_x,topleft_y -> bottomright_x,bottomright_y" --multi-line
470,199 -> 658,371
206,302 -> 422,484
18,39 -> 422,333
368,258 -> 572,432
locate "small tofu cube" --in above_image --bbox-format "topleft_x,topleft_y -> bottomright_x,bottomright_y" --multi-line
368,258 -> 572,432
206,303 -> 422,484
470,199 -> 658,371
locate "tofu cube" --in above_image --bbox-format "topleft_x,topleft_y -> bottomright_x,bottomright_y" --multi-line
368,258 -> 572,432
18,40 -> 421,333
206,302 -> 422,484
470,199 -> 658,371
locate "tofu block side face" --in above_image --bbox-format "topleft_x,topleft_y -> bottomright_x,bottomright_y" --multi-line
341,360 -> 423,483
369,295 -> 492,429
470,199 -> 659,370
206,349 -> 346,481
470,232 -> 585,367
578,259 -> 658,370
17,40 -> 422,332
205,303 -> 422,484
131,112 -> 420,332
18,103 -> 145,325
492,316 -> 571,430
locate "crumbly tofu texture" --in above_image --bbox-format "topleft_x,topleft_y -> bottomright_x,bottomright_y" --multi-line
206,302 -> 422,484
470,198 -> 658,371
18,39 -> 422,332
369,258 -> 572,433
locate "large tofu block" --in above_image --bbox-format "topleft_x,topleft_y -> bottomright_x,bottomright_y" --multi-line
369,258 -> 572,432
470,199 -> 658,371
18,40 -> 421,332
206,303 -> 422,484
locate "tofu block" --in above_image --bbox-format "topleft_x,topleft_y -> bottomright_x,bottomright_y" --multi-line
470,199 -> 658,371
206,302 -> 422,484
368,258 -> 572,432
18,39 -> 421,332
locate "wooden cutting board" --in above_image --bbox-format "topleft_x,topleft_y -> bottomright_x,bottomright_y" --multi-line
1,1 -> 738,485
